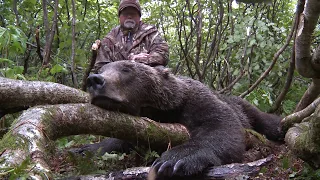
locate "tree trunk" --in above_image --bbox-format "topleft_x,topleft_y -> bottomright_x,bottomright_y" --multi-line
42,0 -> 59,66
295,0 -> 320,78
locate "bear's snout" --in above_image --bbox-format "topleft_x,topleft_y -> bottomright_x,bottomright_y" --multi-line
87,74 -> 105,91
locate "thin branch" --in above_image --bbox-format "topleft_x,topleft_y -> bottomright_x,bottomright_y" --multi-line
81,40 -> 100,91
239,10 -> 296,98
295,78 -> 320,112
42,0 -> 59,66
70,0 -> 78,88
35,26 -> 43,60
12,0 -> 20,26
268,2 -> 302,113
281,96 -> 320,132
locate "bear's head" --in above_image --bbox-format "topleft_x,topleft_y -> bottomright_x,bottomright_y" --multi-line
87,61 -> 174,115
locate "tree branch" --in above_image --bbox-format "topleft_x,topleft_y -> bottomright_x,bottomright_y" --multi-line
239,7 -> 296,98
268,1 -> 302,113
81,40 -> 100,91
0,104 -> 189,178
295,0 -> 320,78
42,0 -> 59,66
281,96 -> 320,132
70,0 -> 78,88
0,77 -> 89,110
295,78 -> 320,112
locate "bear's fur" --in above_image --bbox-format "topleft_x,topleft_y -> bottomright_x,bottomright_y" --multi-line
87,61 -> 283,178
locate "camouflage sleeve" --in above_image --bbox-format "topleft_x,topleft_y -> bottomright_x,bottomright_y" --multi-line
94,28 -> 119,72
147,31 -> 169,67
94,38 -> 112,73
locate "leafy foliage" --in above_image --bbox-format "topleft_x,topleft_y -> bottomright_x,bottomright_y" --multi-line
1,0 -> 316,178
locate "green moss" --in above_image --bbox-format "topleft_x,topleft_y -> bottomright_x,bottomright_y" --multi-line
40,107 -> 59,139
0,132 -> 28,152
245,129 -> 268,144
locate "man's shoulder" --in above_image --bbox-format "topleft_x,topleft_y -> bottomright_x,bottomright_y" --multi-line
135,22 -> 159,39
140,22 -> 157,31
107,25 -> 121,37
100,26 -> 121,44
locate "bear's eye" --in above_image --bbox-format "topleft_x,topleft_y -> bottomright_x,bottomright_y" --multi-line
121,67 -> 131,73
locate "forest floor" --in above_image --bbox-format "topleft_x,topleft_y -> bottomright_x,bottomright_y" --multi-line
247,143 -> 306,179
50,140 -> 314,180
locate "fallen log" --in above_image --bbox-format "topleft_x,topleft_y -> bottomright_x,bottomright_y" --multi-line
0,103 -> 189,178
0,77 -> 89,110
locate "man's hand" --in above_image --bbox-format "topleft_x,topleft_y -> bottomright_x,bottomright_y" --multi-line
129,53 -> 150,64
92,40 -> 101,51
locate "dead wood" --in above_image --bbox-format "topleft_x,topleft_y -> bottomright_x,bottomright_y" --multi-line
62,155 -> 274,180
0,77 -> 89,110
285,105 -> 320,168
0,103 -> 189,178
281,96 -> 320,132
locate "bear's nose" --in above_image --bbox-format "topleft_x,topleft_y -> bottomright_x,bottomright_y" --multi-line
87,74 -> 105,90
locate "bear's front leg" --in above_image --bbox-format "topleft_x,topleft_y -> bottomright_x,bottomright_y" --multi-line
150,126 -> 246,178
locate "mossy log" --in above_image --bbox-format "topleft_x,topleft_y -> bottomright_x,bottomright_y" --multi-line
285,104 -> 320,168
0,103 -> 189,178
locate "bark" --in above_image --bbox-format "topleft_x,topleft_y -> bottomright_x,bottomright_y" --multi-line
12,0 -> 20,26
195,0 -> 203,80
0,104 -> 189,178
42,0 -> 49,42
81,40 -> 100,91
295,78 -> 320,112
35,26 -> 43,60
22,43 -> 31,75
0,77 -> 89,110
96,0 -> 101,39
285,104 -> 320,168
281,96 -> 320,132
70,0 -> 78,88
295,0 -> 320,78
42,0 -> 59,66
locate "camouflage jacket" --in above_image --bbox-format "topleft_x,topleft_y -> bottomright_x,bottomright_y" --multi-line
94,22 -> 169,72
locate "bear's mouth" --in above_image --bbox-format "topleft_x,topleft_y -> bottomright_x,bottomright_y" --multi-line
91,96 -> 122,108
91,96 -> 139,116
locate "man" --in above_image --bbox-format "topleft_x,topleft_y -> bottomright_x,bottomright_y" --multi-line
94,0 -> 169,72
75,0 -> 169,156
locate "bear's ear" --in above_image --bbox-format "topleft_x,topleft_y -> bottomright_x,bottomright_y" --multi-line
154,66 -> 171,79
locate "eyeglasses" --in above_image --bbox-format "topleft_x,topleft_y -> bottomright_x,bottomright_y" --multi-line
120,10 -> 139,17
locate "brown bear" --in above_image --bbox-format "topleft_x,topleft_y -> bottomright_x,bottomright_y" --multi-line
87,60 -> 283,178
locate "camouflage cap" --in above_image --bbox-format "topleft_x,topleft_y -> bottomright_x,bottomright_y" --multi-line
118,0 -> 142,17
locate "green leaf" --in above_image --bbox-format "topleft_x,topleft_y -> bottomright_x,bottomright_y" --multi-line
50,64 -> 67,74
0,58 -> 14,64
15,74 -> 26,80
13,66 -> 24,74
0,27 -> 7,38
4,68 -> 15,78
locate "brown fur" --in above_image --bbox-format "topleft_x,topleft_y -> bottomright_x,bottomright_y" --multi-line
87,61 -> 283,178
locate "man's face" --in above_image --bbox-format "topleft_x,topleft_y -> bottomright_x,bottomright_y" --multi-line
119,7 -> 140,30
